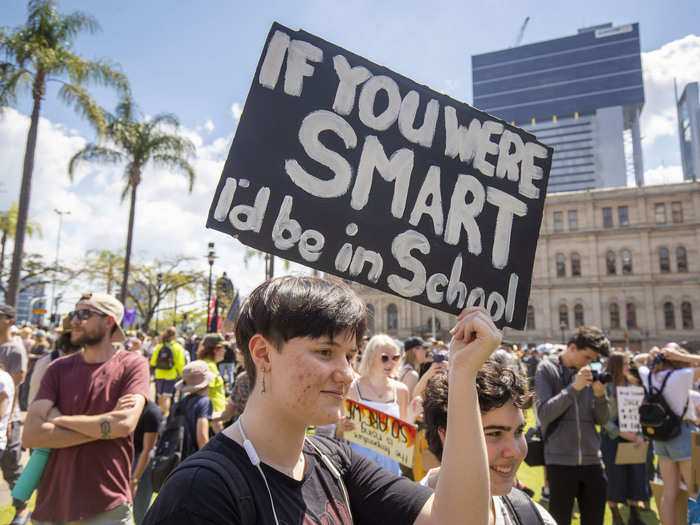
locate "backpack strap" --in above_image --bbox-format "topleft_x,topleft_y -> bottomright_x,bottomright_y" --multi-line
502,488 -> 544,525
177,450 -> 256,522
652,369 -> 689,418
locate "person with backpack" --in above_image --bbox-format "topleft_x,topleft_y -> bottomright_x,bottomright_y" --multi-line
150,327 -> 186,417
633,344 -> 700,525
143,276 -> 501,525
131,399 -> 163,524
420,361 -> 556,524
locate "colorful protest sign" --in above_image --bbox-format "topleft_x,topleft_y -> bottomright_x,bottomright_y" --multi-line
617,386 -> 645,433
343,399 -> 416,468
207,22 -> 553,328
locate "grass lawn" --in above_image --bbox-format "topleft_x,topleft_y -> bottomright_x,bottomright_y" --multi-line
518,409 -> 661,525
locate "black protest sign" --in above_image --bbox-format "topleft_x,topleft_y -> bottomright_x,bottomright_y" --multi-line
207,22 -> 553,329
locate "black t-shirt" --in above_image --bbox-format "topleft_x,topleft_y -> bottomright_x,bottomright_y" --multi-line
143,433 -> 432,524
134,400 -> 163,456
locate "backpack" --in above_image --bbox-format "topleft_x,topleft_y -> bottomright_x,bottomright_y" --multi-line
150,395 -> 198,491
639,369 -> 688,441
503,488 -> 545,525
156,343 -> 175,370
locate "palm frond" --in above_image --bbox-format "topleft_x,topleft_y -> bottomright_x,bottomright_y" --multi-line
151,154 -> 196,192
0,64 -> 32,108
59,11 -> 100,41
68,144 -> 122,180
149,113 -> 179,128
61,56 -> 129,94
57,82 -> 107,135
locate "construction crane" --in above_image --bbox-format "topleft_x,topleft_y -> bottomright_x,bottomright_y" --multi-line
513,16 -> 530,47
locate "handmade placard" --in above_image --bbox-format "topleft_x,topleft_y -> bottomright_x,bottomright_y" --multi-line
617,386 -> 645,433
343,399 -> 416,468
207,22 -> 553,328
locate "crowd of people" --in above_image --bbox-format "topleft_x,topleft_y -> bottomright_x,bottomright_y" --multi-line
0,276 -> 697,524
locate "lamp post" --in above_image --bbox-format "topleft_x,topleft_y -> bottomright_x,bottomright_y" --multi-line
50,209 -> 70,326
206,242 -> 216,327
560,322 -> 567,345
155,272 -> 163,332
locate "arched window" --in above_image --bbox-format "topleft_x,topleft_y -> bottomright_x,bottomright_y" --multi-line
559,304 -> 569,329
571,253 -> 581,277
606,251 -> 616,275
574,304 -> 584,327
610,303 -> 620,329
659,247 -> 670,273
682,302 -> 693,329
677,246 -> 688,273
626,303 -> 637,329
526,305 -> 536,330
386,304 -> 398,331
663,302 -> 675,329
366,304 -> 375,333
622,249 -> 632,275
556,253 -> 566,277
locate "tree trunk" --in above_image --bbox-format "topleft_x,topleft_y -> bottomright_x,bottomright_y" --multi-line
7,72 -> 45,306
119,182 -> 138,304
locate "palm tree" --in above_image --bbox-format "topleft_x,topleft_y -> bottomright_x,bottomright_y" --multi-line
68,96 -> 196,304
0,0 -> 128,306
0,202 -> 42,287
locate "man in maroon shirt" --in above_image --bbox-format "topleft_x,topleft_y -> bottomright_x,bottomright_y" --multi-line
23,292 -> 150,524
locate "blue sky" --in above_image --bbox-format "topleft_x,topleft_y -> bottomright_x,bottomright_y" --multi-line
1,0 -> 699,306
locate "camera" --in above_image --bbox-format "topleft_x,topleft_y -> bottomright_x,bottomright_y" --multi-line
590,370 -> 612,383
432,350 -> 449,363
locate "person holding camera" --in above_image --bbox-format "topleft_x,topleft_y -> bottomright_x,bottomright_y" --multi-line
600,351 -> 649,525
633,344 -> 700,525
534,326 -> 610,525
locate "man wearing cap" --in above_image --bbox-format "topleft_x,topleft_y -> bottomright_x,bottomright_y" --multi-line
23,293 -> 150,524
0,304 -> 29,522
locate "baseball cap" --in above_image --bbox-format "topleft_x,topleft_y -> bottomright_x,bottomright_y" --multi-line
77,292 -> 126,342
0,304 -> 17,318
175,360 -> 216,393
404,336 -> 429,351
202,333 -> 225,348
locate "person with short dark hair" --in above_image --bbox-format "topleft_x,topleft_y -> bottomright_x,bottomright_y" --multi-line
144,276 -> 502,525
535,326 -> 610,525
421,362 -> 556,524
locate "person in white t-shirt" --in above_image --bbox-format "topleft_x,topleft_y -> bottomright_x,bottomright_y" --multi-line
0,367 -> 15,454
633,344 -> 700,525
421,360 -> 556,525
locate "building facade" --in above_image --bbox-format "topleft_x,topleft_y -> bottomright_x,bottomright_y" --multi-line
471,23 -> 645,193
678,82 -> 700,182
353,181 -> 700,350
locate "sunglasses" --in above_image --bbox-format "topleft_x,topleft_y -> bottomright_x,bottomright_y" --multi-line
381,354 -> 401,363
68,309 -> 107,321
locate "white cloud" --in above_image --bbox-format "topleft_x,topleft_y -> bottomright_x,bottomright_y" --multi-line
231,102 -> 243,121
641,35 -> 700,145
203,119 -> 215,133
643,165 -> 683,186
0,106 -> 309,311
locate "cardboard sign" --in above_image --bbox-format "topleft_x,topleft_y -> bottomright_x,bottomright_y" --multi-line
616,386 -> 645,433
614,441 -> 648,464
207,23 -> 553,328
343,398 -> 416,467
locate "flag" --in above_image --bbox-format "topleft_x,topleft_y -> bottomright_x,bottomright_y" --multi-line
123,307 -> 136,325
208,297 -> 220,333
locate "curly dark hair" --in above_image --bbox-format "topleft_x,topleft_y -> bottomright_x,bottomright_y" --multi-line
568,326 -> 610,357
423,361 -> 534,461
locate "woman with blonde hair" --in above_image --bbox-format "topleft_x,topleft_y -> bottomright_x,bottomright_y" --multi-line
345,334 -> 412,475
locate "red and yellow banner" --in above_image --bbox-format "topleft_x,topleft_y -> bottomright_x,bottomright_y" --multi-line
344,399 -> 417,467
